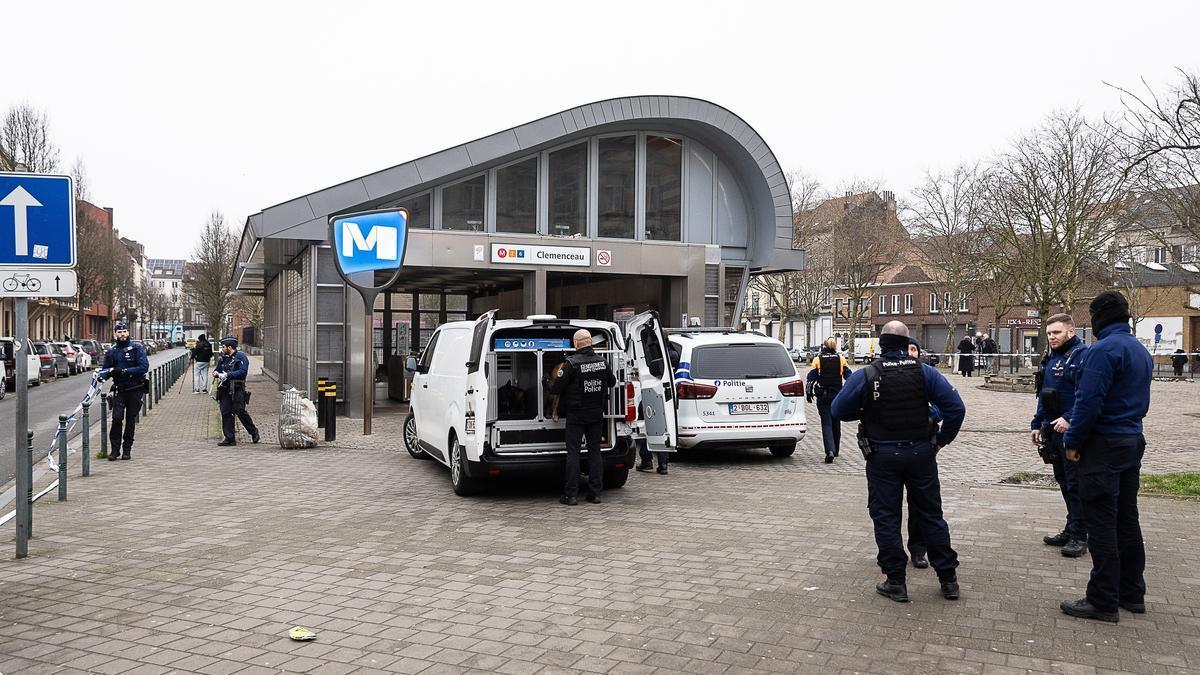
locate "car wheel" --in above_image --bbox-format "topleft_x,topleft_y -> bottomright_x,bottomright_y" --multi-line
403,412 -> 428,459
769,443 -> 797,458
449,433 -> 481,496
603,467 -> 629,489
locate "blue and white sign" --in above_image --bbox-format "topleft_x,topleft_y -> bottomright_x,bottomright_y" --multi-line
331,208 -> 409,277
494,338 -> 572,351
0,173 -> 75,268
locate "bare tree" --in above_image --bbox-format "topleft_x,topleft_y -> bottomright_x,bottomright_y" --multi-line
70,159 -> 120,336
831,192 -> 900,352
231,294 -> 266,346
189,210 -> 238,339
1,103 -> 59,172
979,110 -> 1127,346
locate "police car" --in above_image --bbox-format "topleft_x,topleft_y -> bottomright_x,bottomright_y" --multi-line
625,315 -> 806,457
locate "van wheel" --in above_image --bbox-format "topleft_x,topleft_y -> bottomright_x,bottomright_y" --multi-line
769,443 -> 796,458
449,433 -> 481,496
403,412 -> 428,459
603,468 -> 629,489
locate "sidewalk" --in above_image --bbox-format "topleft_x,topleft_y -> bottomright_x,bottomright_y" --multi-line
2,364 -> 1199,674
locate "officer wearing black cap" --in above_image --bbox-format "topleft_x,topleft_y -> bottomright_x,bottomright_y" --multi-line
213,336 -> 260,446
98,321 -> 149,460
1059,291 -> 1152,623
831,321 -> 966,603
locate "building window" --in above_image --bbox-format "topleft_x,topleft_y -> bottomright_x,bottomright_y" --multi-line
930,292 -> 940,313
397,193 -> 431,229
904,294 -> 913,313
645,136 -> 682,241
1182,244 -> 1199,263
835,299 -> 844,317
944,292 -> 952,311
891,294 -> 899,314
1152,246 -> 1168,264
496,157 -> 538,234
441,175 -> 486,231
598,136 -> 636,239
959,295 -> 969,312
548,142 -> 588,236
878,294 -> 887,314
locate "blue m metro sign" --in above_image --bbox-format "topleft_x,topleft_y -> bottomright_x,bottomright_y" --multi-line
330,208 -> 410,277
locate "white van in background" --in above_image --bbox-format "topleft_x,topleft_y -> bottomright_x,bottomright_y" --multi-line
405,313 -> 637,496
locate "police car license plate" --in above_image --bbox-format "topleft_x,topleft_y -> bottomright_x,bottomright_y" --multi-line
729,403 -> 769,415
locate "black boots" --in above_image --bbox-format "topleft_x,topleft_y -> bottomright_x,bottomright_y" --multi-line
1061,539 -> 1088,557
911,554 -> 929,569
1044,531 -> 1069,546
1060,597 -> 1118,623
876,579 -> 908,603
559,495 -> 578,506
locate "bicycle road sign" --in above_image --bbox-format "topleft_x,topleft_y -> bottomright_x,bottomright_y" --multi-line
0,172 -> 76,269
0,268 -> 76,298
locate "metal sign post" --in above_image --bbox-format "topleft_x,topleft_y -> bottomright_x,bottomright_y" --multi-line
2,172 -> 77,559
329,208 -> 410,436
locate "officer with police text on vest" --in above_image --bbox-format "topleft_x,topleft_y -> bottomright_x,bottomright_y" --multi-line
549,329 -> 616,505
213,336 -> 260,446
832,321 -> 966,603
805,337 -> 851,463
1030,313 -> 1089,557
98,321 -> 150,460
1059,291 -> 1152,623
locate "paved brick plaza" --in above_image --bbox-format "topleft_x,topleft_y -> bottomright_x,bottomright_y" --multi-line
2,364 -> 1198,674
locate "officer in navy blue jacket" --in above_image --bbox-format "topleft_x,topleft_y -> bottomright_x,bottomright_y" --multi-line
1030,313 -> 1089,557
1059,291 -> 1152,623
213,336 -> 260,446
98,321 -> 149,460
832,321 -> 966,603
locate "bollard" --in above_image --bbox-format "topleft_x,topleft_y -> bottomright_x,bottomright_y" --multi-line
324,382 -> 337,442
82,401 -> 91,477
148,371 -> 155,411
26,430 -> 34,540
316,378 -> 327,429
100,392 -> 109,458
57,415 -> 68,501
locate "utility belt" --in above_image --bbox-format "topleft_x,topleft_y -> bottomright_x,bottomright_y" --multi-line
857,421 -> 940,460
1037,424 -> 1062,464
111,378 -> 147,395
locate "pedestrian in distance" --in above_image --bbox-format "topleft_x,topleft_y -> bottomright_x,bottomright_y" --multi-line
1060,291 -> 1153,623
213,336 -> 260,447
1030,314 -> 1089,558
97,321 -> 149,461
191,334 -> 214,393
548,329 -> 616,505
956,334 -> 975,377
832,320 -> 967,603
805,337 -> 851,463
1171,348 -> 1187,377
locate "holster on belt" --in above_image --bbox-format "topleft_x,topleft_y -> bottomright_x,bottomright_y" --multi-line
857,423 -> 875,460
1037,423 -> 1060,464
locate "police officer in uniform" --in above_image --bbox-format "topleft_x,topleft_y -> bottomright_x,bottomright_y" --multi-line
213,336 -> 260,446
549,329 -> 616,505
1060,291 -> 1152,622
99,321 -> 149,460
832,321 -> 966,602
805,337 -> 851,463
1030,313 -> 1088,557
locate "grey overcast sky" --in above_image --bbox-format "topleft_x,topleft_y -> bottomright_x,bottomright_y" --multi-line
4,0 -> 1198,259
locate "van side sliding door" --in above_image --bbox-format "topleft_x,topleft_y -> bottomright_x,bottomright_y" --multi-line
626,311 -> 678,452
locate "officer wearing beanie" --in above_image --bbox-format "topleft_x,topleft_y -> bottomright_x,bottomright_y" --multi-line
1059,291 -> 1152,623
832,321 -> 966,603
213,336 -> 260,446
98,321 -> 149,460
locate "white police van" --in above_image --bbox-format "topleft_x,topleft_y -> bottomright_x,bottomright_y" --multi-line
623,313 -> 806,457
404,312 -> 636,496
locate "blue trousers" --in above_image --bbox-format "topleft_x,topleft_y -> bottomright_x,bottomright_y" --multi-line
1049,434 -> 1088,541
1076,434 -> 1146,613
865,441 -> 958,580
637,440 -> 668,468
816,397 -> 841,458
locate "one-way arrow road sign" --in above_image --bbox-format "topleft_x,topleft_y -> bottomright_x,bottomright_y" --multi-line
0,172 -> 76,268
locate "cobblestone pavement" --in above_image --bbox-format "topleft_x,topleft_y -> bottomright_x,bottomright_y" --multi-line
2,363 -> 1198,674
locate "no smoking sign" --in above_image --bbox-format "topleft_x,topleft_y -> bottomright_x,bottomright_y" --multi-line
596,249 -> 612,267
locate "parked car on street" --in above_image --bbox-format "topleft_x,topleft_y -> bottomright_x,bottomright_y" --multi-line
2,337 -> 43,388
136,340 -> 154,355
34,341 -> 68,379
786,346 -> 803,361
72,343 -> 93,370
77,339 -> 102,362
662,325 -> 807,457
54,341 -> 84,375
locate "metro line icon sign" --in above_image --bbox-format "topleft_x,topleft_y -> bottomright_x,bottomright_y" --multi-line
0,173 -> 76,268
330,207 -> 410,277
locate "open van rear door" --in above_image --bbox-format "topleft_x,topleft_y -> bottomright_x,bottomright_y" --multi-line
626,311 -> 677,452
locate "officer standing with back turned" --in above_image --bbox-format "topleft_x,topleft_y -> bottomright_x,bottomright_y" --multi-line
805,337 -> 851,463
213,336 -> 260,446
98,321 -> 149,461
832,320 -> 966,602
549,329 -> 616,505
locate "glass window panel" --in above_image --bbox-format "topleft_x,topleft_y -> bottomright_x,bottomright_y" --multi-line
441,175 -> 486,231
397,193 -> 431,229
548,143 -> 587,236
645,136 -> 682,241
496,158 -> 537,233
446,295 -> 468,311
418,294 -> 441,310
598,136 -> 636,238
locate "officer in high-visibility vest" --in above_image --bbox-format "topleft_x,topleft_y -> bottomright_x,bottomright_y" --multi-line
805,337 -> 851,463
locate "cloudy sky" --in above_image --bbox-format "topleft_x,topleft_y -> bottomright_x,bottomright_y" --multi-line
4,0 -> 1198,259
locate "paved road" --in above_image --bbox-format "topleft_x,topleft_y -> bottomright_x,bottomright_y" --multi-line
0,347 -> 189,488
